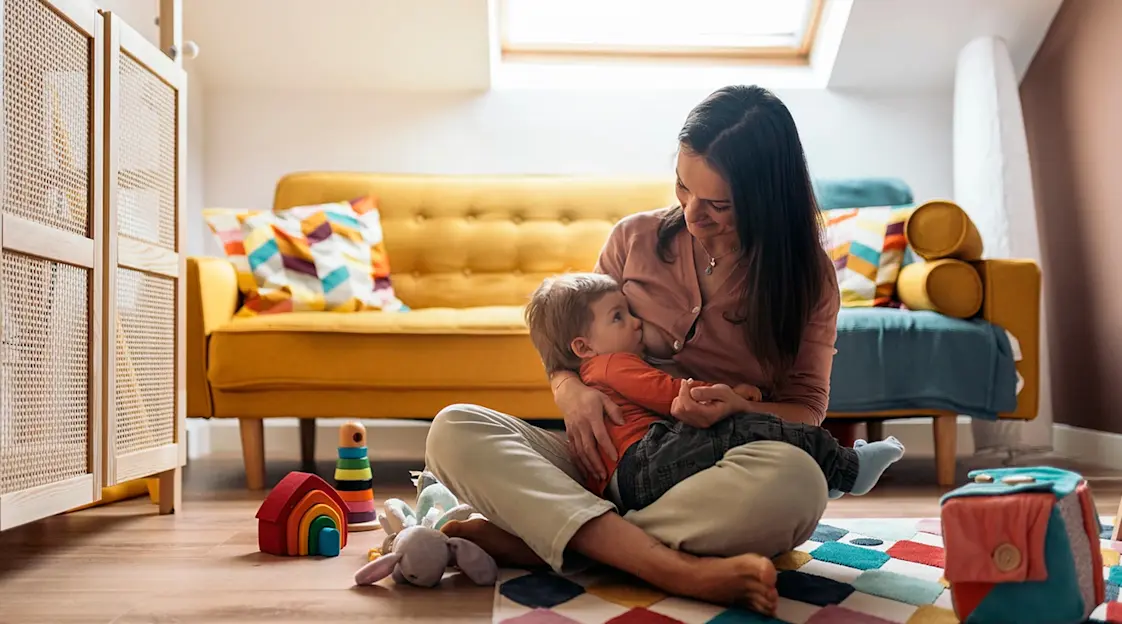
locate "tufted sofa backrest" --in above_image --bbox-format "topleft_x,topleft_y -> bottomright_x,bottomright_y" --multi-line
273,172 -> 677,309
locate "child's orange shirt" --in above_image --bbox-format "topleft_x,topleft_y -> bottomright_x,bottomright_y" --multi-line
578,352 -> 710,496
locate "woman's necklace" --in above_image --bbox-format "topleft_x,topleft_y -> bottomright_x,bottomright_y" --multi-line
702,245 -> 741,275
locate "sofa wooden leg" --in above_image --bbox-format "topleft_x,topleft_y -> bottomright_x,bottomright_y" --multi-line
933,414 -> 957,487
1112,494 -> 1122,541
239,418 -> 266,490
866,420 -> 884,442
824,421 -> 859,446
299,418 -> 316,471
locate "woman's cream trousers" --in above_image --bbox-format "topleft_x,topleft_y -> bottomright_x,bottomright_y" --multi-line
425,404 -> 829,572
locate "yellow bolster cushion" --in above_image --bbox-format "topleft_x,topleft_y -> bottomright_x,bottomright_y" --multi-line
897,259 -> 983,319
904,200 -> 984,261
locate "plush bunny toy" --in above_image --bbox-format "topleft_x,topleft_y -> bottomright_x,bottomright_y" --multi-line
378,473 -> 474,554
353,525 -> 498,588
357,471 -> 496,588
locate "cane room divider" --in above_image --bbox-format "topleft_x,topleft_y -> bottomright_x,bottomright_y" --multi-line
0,0 -> 186,530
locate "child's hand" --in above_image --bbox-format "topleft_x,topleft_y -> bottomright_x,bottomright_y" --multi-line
672,379 -> 733,428
732,383 -> 763,402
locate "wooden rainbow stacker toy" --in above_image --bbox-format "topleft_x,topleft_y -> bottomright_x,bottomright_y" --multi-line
334,421 -> 380,532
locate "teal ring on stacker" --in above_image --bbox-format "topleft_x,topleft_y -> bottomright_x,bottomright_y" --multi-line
337,446 -> 367,459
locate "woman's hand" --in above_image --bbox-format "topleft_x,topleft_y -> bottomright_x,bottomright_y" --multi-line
671,379 -> 747,428
553,372 -> 624,482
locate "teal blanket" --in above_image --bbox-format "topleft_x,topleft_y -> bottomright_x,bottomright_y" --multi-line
829,308 -> 1019,420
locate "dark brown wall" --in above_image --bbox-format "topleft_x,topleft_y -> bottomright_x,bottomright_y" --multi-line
1021,0 -> 1122,433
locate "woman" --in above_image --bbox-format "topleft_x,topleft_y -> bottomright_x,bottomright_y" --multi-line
425,85 -> 839,614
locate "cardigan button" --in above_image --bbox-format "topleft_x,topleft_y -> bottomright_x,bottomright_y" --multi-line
673,340 -> 681,351
692,305 -> 701,314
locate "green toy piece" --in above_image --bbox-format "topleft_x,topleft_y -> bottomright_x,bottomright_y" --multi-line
308,515 -> 336,555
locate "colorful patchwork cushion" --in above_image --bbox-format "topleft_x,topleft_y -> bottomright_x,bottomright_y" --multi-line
824,205 -> 912,307
941,466 -> 1105,624
204,196 -> 407,316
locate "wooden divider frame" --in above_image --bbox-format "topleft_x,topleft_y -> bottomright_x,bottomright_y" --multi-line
102,11 -> 186,514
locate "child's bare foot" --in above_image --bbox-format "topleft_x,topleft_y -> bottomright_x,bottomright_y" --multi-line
656,552 -> 779,615
441,518 -> 546,568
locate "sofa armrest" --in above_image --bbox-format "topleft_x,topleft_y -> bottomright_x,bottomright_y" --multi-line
187,256 -> 240,418
972,259 -> 1042,421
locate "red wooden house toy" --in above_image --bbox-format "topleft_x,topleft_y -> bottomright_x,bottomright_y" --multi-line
256,472 -> 350,557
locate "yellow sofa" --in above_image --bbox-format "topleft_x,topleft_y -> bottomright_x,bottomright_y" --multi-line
188,173 -> 1040,489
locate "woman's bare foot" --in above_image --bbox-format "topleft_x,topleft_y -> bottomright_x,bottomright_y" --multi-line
443,516 -> 777,615
656,552 -> 779,615
441,518 -> 546,568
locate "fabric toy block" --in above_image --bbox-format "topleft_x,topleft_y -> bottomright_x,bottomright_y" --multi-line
940,466 -> 1104,623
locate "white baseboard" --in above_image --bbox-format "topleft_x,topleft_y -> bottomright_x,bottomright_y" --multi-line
190,415 -> 976,462
191,418 -> 432,461
1054,424 -> 1122,470
877,416 -> 975,457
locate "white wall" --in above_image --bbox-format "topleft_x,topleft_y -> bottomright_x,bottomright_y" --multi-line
186,72 -> 207,254
195,88 -> 951,253
827,0 -> 1062,91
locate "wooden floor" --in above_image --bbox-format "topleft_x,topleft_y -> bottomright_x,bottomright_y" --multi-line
1,453 -> 1120,623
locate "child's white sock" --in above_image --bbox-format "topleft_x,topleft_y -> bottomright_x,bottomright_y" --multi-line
828,437 -> 905,499
851,436 -> 905,494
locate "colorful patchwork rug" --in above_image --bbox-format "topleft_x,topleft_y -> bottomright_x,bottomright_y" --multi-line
492,517 -> 1122,623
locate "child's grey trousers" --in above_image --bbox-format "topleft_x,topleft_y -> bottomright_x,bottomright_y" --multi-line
614,413 -> 860,513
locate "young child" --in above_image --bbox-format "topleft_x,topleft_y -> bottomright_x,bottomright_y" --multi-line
525,272 -> 905,513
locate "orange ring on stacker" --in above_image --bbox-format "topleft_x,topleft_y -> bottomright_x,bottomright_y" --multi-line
338,489 -> 374,503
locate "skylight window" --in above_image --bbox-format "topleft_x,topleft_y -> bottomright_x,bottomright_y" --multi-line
499,0 -> 824,62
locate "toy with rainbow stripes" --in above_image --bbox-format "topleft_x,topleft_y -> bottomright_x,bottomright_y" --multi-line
334,421 -> 380,532
255,471 -> 348,557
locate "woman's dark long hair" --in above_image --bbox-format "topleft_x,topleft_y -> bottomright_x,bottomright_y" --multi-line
657,85 -> 827,382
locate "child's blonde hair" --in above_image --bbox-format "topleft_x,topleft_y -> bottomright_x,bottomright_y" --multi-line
525,272 -> 620,374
